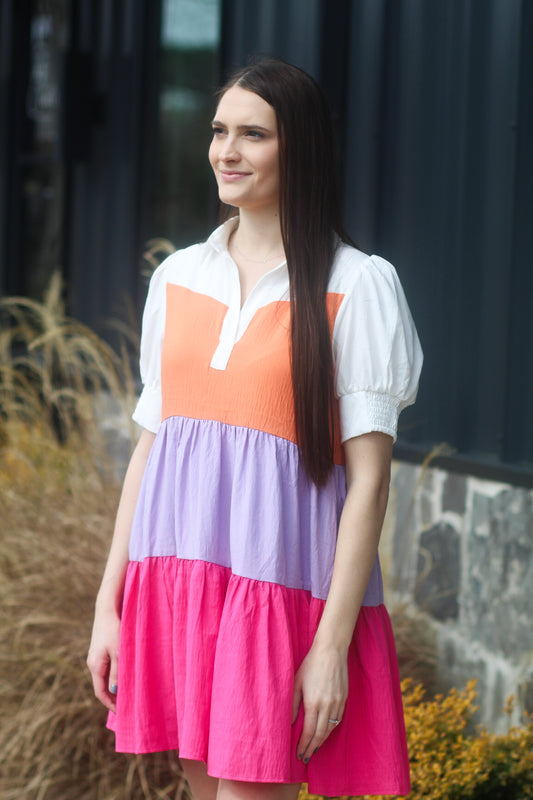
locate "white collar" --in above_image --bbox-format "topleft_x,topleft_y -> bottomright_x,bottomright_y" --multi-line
206,216 -> 240,254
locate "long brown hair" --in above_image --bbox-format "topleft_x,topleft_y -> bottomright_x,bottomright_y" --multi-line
217,58 -> 354,485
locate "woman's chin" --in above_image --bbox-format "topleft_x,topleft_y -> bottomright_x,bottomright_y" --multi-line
214,188 -> 236,207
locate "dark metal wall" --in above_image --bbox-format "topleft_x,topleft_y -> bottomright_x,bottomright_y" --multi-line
0,0 -> 161,334
2,0 -> 532,480
503,0 -> 533,468
221,0 -> 353,133
0,3 -> 14,297
223,0 -> 533,481
221,0 -> 323,76
65,0 -> 161,332
345,0 -> 532,474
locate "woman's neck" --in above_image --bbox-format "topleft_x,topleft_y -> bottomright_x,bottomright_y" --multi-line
228,209 -> 286,308
231,209 -> 284,261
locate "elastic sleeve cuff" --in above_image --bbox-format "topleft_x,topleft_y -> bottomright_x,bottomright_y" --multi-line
338,391 -> 400,443
131,385 -> 161,434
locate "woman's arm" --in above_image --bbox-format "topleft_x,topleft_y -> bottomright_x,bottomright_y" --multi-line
292,431 -> 393,761
87,428 -> 156,712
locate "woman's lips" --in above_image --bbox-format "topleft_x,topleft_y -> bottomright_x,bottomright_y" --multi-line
220,171 -> 250,181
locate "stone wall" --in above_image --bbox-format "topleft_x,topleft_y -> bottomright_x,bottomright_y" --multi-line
383,460 -> 533,732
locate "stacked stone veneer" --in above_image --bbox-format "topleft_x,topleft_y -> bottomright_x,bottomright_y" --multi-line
382,460 -> 533,732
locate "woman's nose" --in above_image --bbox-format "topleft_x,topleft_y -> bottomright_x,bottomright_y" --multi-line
219,136 -> 240,161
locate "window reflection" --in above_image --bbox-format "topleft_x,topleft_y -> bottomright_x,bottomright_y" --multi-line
153,0 -> 221,248
21,0 -> 70,300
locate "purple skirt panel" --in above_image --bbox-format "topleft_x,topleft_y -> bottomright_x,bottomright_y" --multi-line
129,415 -> 384,604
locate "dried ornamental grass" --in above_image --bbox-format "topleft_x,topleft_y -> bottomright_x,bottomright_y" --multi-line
0,271 -> 137,449
0,279 -> 190,799
0,423 -> 190,800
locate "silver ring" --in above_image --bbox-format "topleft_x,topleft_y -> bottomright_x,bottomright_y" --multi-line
328,718 -> 341,726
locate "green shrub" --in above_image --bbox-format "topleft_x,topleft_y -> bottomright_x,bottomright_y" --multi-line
298,682 -> 533,800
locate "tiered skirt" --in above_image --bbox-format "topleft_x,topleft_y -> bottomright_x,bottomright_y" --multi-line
107,416 -> 410,796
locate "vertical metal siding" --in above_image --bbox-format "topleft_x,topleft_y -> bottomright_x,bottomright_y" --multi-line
343,0 -> 387,252
503,0 -> 533,464
66,0 -> 161,333
2,0 -> 530,472
222,0 -> 533,469
221,0 -> 322,77
345,0 -> 526,462
0,1 -> 14,297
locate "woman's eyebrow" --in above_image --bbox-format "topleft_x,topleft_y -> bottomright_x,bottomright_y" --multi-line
211,119 -> 272,133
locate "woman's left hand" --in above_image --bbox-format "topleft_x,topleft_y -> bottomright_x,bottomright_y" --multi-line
291,640 -> 348,762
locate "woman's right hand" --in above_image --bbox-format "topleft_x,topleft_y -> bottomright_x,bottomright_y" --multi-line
86,430 -> 155,713
87,606 -> 121,712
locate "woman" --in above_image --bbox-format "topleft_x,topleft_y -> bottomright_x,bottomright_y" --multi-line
88,57 -> 423,799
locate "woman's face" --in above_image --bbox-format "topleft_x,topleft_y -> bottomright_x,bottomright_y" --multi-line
209,86 -> 280,214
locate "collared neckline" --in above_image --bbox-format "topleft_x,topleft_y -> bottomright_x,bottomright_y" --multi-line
207,218 -> 289,371
207,216 -> 240,254
207,217 -> 287,272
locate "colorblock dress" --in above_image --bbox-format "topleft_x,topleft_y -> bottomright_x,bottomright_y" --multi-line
107,218 -> 423,797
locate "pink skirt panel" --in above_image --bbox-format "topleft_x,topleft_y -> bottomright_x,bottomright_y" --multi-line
108,557 -> 410,797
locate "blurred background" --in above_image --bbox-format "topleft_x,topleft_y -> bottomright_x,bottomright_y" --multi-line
2,0 -> 533,476
1,2 -> 533,798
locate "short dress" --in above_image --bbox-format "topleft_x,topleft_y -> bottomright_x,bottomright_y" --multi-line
107,218 -> 423,797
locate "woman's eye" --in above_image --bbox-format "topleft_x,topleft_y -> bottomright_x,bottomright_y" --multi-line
246,130 -> 264,139
211,127 -> 225,136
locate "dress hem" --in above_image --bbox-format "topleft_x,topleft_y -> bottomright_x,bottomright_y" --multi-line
109,558 -> 410,795
106,728 -> 410,797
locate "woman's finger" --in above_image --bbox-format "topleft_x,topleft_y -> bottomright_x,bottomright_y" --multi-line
91,667 -> 113,711
107,656 -> 118,711
108,654 -> 118,691
299,710 -> 331,761
87,649 -> 117,712
299,704 -> 346,762
296,706 -> 318,761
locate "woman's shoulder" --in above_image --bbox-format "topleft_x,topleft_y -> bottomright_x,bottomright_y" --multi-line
328,242 -> 402,299
148,240 -> 207,287
147,221 -> 232,290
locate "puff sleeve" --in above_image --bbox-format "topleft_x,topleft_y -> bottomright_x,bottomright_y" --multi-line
131,262 -> 168,433
333,253 -> 423,443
